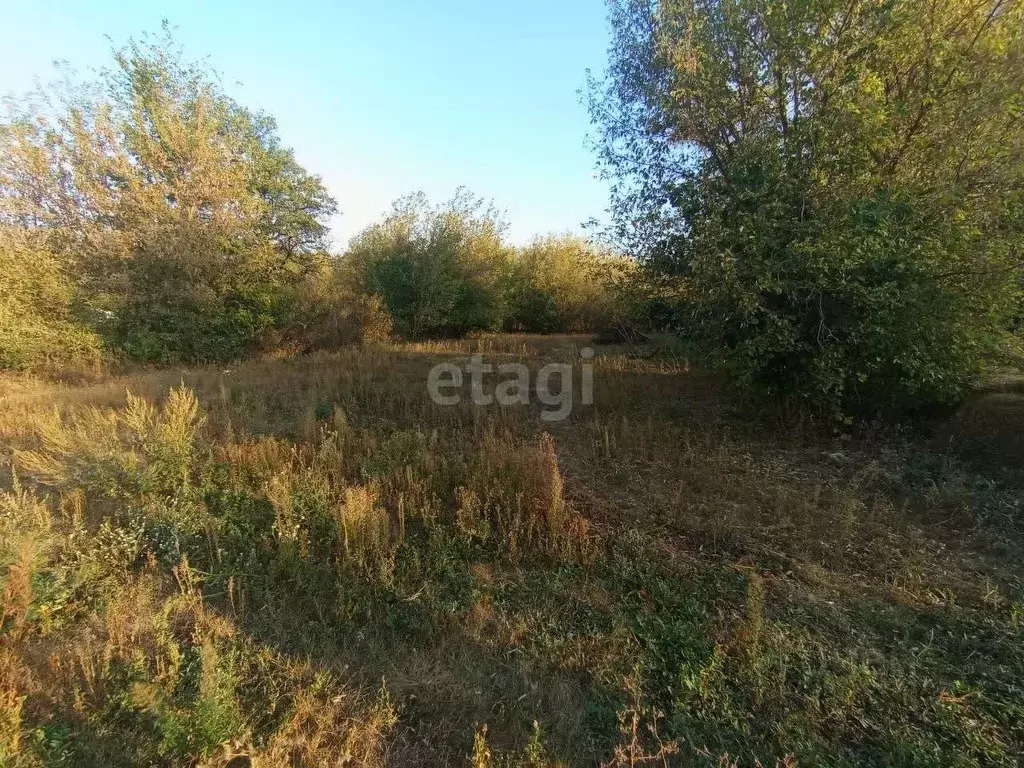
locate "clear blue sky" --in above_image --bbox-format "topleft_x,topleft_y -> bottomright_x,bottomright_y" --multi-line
0,0 -> 612,248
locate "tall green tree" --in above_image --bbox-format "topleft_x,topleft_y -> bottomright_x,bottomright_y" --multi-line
0,25 -> 339,364
592,0 -> 1024,416
229,106 -> 338,262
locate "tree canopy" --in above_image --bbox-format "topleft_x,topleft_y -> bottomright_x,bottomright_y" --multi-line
0,24 -> 338,365
592,0 -> 1024,416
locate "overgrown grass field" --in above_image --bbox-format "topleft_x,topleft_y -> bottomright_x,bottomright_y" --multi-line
2,336 -> 1022,766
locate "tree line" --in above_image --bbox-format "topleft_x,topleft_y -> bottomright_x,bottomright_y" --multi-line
0,26 -> 635,371
5,1 -> 1024,421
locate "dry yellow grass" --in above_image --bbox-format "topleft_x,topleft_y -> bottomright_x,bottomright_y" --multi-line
1,335 -> 1022,766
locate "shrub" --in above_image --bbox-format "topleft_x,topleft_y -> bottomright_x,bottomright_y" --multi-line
272,260 -> 393,352
16,386 -> 205,500
344,190 -> 511,339
108,225 -> 296,363
668,158 -> 1014,415
0,229 -> 103,372
504,235 -> 634,334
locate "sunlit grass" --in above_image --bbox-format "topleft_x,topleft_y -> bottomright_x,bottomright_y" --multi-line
1,335 -> 1022,766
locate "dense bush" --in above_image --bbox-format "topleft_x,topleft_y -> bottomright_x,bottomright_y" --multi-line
274,260 -> 394,352
592,0 -> 1024,417
504,234 -> 634,334
0,228 -> 103,371
344,190 -> 512,339
346,200 -> 634,340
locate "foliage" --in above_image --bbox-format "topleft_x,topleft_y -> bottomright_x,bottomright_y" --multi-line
346,199 -> 634,339
591,0 -> 1024,417
504,234 -> 635,334
227,106 -> 338,259
272,260 -> 394,352
0,228 -> 103,371
345,190 -> 512,338
0,24 -> 340,365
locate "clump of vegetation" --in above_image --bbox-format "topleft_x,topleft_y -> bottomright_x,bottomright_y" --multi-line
344,193 -> 630,340
591,0 -> 1024,418
344,190 -> 512,339
503,234 -> 635,335
0,229 -> 103,371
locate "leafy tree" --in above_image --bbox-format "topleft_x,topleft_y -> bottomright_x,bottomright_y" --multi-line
0,24 -> 339,364
592,0 -> 1024,416
228,106 -> 338,261
345,191 -> 511,338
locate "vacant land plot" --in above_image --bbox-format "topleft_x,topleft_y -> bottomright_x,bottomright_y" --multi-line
1,336 -> 1022,766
